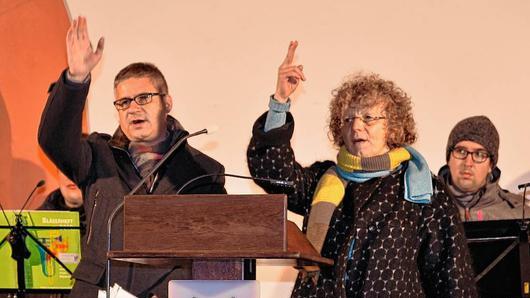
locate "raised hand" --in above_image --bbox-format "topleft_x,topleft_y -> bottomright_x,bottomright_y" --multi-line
274,41 -> 306,103
66,16 -> 104,82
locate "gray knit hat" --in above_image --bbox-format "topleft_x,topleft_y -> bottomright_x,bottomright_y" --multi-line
446,115 -> 499,167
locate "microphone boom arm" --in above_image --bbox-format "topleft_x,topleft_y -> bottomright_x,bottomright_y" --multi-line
106,128 -> 207,298
176,173 -> 294,194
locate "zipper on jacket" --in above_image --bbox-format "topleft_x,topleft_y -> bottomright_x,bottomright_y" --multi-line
86,190 -> 99,245
465,207 -> 471,221
341,228 -> 358,295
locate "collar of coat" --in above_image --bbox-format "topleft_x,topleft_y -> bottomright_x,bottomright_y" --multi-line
438,165 -> 515,210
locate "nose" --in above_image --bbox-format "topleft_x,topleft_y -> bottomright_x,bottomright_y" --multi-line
127,100 -> 143,112
464,153 -> 475,166
351,117 -> 365,131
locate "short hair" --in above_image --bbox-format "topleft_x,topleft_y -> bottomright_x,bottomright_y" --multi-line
114,62 -> 168,94
328,73 -> 417,149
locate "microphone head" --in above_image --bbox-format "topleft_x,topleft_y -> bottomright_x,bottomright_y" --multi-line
37,180 -> 46,187
275,180 -> 295,187
257,177 -> 294,188
205,125 -> 219,135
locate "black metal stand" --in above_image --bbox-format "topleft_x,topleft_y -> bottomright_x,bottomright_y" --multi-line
465,219 -> 530,297
0,213 -> 76,298
519,220 -> 530,297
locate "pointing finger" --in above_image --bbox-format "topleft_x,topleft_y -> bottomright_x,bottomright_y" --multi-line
281,40 -> 298,66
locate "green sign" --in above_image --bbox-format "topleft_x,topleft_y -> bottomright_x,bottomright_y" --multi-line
0,210 -> 81,289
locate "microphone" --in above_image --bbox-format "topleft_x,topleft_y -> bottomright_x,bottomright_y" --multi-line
18,180 -> 46,216
519,182 -> 530,190
105,127 -> 212,298
519,182 -> 530,221
204,125 -> 219,135
176,173 -> 294,194
0,180 -> 45,258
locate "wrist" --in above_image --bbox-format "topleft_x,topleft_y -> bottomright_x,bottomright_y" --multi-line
269,95 -> 291,112
273,93 -> 289,103
66,69 -> 89,83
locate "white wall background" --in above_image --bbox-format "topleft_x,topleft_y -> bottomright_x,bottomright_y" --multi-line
63,1 -> 530,296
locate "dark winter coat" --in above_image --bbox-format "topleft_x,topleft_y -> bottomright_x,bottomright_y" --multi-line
38,70 -> 226,298
247,112 -> 477,297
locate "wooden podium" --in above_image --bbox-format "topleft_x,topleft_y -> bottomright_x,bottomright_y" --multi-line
108,194 -> 333,280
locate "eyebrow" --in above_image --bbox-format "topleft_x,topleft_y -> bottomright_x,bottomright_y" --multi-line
455,146 -> 488,151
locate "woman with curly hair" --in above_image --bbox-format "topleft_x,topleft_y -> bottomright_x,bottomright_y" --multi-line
247,41 -> 477,297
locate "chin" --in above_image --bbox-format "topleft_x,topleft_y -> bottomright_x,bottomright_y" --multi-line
348,145 -> 378,157
456,183 -> 477,193
128,132 -> 152,142
356,151 -> 376,158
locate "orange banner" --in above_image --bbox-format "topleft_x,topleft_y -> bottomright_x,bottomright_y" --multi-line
0,0 -> 72,209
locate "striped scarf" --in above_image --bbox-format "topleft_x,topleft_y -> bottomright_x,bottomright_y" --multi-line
128,133 -> 171,191
306,146 -> 432,254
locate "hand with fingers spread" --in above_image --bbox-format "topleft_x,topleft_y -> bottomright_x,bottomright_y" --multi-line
66,16 -> 104,82
274,40 -> 306,103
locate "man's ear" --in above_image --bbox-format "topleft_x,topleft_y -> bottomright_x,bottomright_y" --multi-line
164,95 -> 173,112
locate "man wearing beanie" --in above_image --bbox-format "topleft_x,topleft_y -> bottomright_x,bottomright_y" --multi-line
438,115 -> 528,221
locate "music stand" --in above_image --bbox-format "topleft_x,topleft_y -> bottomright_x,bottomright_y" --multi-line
464,219 -> 530,298
0,210 -> 81,298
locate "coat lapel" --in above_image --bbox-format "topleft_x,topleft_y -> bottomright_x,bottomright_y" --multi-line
153,144 -> 207,195
111,148 -> 146,194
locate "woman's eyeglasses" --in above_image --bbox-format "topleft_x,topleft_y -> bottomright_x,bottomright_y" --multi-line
343,115 -> 386,126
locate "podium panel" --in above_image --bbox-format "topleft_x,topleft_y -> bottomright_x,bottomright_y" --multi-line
109,194 -> 333,282
123,194 -> 287,252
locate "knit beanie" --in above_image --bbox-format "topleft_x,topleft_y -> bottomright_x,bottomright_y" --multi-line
446,116 -> 499,167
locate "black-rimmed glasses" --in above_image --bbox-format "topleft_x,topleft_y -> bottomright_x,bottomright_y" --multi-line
113,92 -> 165,110
451,146 -> 490,163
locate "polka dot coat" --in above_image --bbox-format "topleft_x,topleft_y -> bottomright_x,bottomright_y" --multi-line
247,112 -> 477,298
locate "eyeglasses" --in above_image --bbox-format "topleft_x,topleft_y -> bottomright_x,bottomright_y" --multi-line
451,146 -> 490,163
343,115 -> 386,126
113,92 -> 165,110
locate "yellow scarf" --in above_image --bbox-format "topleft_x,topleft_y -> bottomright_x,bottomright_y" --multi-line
337,146 -> 411,172
307,147 -> 411,253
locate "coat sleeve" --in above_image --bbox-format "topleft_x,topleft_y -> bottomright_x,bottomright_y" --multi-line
246,111 -> 334,216
417,178 -> 478,297
38,70 -> 94,186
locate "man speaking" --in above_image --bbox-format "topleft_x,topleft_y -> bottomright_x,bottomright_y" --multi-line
38,16 -> 226,298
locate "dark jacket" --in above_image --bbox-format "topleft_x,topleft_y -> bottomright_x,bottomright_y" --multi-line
438,165 -> 528,221
38,70 -> 226,298
247,112 -> 477,297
